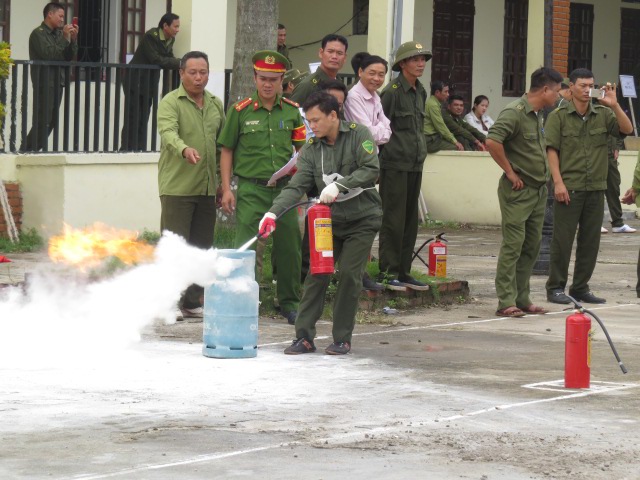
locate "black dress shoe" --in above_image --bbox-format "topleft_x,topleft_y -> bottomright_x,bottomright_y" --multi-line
570,291 -> 606,304
362,274 -> 385,291
281,310 -> 297,325
398,275 -> 427,287
547,290 -> 572,304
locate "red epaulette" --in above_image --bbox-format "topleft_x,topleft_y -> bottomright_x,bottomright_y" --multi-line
282,97 -> 300,108
234,97 -> 253,112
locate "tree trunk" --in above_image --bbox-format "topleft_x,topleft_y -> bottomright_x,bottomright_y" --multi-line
228,0 -> 279,109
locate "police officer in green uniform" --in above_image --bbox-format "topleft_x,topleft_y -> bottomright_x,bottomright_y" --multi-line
218,50 -> 307,325
277,24 -> 291,64
258,91 -> 382,355
23,2 -> 78,152
443,95 -> 486,151
545,68 -> 633,304
423,80 -> 463,153
378,41 -> 430,288
282,68 -> 301,97
487,67 -> 563,317
621,152 -> 640,297
290,34 -> 348,104
121,13 -> 181,151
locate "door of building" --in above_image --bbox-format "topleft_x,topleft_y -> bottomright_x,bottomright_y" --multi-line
619,8 -> 640,119
431,0 -> 475,107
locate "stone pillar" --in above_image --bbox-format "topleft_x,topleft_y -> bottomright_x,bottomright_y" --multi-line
172,0 -> 229,99
525,0 -> 545,90
368,0 -> 416,73
551,0 -> 570,77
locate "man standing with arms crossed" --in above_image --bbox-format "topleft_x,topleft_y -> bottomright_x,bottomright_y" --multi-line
122,13 -> 181,151
545,69 -> 633,305
486,67 -> 563,317
378,41 -> 430,289
157,51 -> 225,320
218,51 -> 306,325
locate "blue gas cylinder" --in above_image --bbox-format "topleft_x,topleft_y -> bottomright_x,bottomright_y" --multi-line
202,249 -> 259,358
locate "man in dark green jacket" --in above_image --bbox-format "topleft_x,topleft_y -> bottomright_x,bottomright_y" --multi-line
121,13 -> 181,151
378,41 -> 430,288
443,94 -> 486,151
258,91 -> 382,355
23,2 -> 78,152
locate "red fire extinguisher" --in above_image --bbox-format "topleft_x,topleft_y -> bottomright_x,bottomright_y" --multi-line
565,311 -> 592,388
428,233 -> 447,277
563,296 -> 628,389
307,203 -> 334,275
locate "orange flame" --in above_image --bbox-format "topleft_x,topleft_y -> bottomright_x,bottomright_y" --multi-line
48,223 -> 154,268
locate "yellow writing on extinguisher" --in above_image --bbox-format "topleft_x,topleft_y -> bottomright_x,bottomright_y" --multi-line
587,329 -> 592,368
435,255 -> 447,277
314,218 -> 333,252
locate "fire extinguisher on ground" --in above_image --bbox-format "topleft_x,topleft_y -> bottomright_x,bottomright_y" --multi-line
428,233 -> 447,277
564,296 -> 627,389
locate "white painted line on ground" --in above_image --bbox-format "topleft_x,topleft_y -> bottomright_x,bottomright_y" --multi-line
68,377 -> 639,479
522,379 -> 638,393
259,303 -> 637,347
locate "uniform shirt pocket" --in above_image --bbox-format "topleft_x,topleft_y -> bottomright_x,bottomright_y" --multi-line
589,126 -> 608,147
522,132 -> 538,141
394,110 -> 414,130
241,122 -> 268,135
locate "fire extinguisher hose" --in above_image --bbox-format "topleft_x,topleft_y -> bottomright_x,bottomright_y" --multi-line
236,199 -> 319,252
567,296 -> 628,374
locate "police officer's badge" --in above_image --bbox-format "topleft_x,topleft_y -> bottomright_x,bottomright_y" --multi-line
362,140 -> 374,154
416,43 -> 423,49
265,55 -> 276,65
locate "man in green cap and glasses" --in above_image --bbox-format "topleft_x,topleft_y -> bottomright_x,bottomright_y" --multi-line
378,41 -> 430,289
218,50 -> 307,325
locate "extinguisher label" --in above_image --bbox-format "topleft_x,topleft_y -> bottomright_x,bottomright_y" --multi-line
314,218 -> 333,252
435,256 -> 446,277
587,329 -> 592,368
433,247 -> 446,255
322,251 -> 333,257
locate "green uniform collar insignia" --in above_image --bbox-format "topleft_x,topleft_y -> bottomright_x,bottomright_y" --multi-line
362,139 -> 374,154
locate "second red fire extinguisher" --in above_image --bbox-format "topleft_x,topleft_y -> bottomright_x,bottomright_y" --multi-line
428,233 -> 447,277
307,203 -> 334,275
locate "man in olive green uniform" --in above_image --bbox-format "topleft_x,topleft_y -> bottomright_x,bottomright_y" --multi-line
487,67 -> 563,317
443,94 -> 486,151
546,68 -> 634,304
157,51 -> 225,319
290,34 -> 348,104
23,2 -> 78,152
122,13 -> 181,151
258,91 -> 382,355
219,51 -> 307,325
621,151 -> 640,296
424,80 -> 463,153
604,136 -> 636,233
378,41 -> 430,288
277,24 -> 291,64
282,68 -> 301,97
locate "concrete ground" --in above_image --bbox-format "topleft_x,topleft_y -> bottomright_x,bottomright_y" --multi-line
1,220 -> 639,479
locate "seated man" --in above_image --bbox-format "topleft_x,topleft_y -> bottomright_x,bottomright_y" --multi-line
423,80 -> 463,153
442,95 -> 486,151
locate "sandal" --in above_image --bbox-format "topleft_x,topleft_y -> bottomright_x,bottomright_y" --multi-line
496,306 -> 526,318
518,304 -> 549,314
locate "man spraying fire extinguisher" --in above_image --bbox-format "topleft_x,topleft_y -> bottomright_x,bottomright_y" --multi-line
259,91 -> 382,355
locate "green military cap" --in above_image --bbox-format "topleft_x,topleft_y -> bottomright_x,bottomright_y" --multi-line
252,49 -> 290,76
283,68 -> 301,85
392,41 -> 432,72
292,71 -> 309,88
561,77 -> 570,88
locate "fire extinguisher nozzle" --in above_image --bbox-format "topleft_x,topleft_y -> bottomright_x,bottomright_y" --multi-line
620,363 -> 628,374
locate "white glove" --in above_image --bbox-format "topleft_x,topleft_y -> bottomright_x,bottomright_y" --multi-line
319,183 -> 340,204
258,212 -> 277,237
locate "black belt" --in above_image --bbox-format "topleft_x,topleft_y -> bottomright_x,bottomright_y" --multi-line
239,176 -> 290,188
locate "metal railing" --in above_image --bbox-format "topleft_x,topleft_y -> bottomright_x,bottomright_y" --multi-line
0,61 -> 357,154
0,60 -> 179,154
